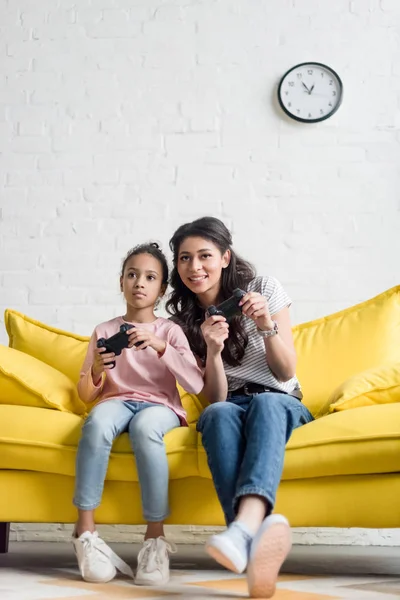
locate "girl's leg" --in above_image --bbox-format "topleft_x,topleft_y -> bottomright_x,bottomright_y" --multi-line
145,521 -> 164,540
128,405 -> 180,524
128,405 -> 180,586
73,399 -> 135,583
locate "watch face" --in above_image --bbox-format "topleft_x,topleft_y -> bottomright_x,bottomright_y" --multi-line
278,62 -> 343,123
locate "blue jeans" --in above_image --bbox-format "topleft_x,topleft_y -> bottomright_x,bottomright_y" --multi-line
197,392 -> 314,525
73,399 -> 180,521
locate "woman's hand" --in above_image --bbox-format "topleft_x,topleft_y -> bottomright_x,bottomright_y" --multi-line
201,315 -> 229,356
91,347 -> 115,382
127,328 -> 167,355
239,292 -> 274,331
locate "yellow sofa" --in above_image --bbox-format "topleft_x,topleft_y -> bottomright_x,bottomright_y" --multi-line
1,287 -> 400,553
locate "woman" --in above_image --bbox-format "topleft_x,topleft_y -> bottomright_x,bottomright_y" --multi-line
167,217 -> 313,598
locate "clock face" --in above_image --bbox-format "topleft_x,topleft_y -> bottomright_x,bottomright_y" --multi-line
278,62 -> 343,123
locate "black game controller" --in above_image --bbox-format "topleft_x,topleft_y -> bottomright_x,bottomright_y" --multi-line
97,323 -> 143,368
206,288 -> 247,321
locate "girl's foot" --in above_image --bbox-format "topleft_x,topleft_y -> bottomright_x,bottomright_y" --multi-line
72,530 -> 134,583
134,537 -> 177,586
247,514 -> 292,598
205,522 -> 253,573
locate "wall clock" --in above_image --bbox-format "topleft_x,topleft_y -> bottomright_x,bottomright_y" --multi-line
278,62 -> 343,123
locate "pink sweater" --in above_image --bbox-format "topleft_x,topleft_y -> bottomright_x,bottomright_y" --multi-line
78,317 -> 204,425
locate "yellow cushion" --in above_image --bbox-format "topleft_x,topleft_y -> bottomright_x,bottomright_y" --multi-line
177,384 -> 204,425
293,285 -> 400,416
0,346 -> 86,415
326,362 -> 400,414
0,405 -> 199,481
5,309 -> 89,384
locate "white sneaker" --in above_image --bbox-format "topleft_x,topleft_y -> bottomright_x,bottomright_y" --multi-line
72,530 -> 134,583
247,514 -> 292,598
134,537 -> 177,586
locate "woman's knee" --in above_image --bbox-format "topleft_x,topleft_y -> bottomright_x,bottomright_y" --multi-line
197,401 -> 239,432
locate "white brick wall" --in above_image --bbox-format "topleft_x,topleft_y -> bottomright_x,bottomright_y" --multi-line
1,0 -> 400,545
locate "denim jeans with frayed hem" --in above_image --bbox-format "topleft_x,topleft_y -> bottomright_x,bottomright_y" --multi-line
197,392 -> 314,525
73,399 -> 180,521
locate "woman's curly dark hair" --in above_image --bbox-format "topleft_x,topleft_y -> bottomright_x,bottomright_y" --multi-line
166,217 -> 256,366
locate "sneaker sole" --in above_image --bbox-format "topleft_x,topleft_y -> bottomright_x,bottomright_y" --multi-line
134,574 -> 170,586
247,522 -> 292,598
83,571 -> 116,584
205,541 -> 244,574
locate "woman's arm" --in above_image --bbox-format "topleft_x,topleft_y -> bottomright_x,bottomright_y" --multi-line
260,307 -> 297,382
199,315 -> 229,404
239,293 -> 297,382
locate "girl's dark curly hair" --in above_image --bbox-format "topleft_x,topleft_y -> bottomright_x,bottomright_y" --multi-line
166,217 -> 256,366
121,242 -> 169,285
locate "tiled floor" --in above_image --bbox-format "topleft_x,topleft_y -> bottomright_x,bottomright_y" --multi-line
0,541 -> 399,599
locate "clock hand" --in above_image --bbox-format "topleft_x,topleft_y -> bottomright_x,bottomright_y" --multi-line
301,81 -> 310,93
309,84 -> 315,95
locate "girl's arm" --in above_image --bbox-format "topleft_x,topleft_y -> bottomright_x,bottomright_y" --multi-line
159,325 -> 204,395
77,332 -> 106,403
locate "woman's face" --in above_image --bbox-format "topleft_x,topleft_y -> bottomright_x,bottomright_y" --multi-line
177,236 -> 230,298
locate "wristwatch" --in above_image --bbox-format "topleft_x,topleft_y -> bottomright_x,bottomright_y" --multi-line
257,320 -> 279,338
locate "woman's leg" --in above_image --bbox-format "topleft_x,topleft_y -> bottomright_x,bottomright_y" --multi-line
73,399 -> 135,583
128,405 -> 180,586
236,393 -> 313,599
196,401 -> 246,525
235,393 -> 313,519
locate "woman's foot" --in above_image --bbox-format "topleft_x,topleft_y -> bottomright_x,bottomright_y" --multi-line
205,522 -> 253,574
134,537 -> 177,586
246,514 -> 292,598
72,530 -> 134,583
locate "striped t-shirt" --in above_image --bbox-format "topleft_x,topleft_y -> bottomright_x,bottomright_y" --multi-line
224,276 -> 302,398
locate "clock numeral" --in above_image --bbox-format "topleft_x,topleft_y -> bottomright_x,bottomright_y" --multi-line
328,102 -> 332,107
320,109 -> 324,114
307,69 -> 313,75
332,91 -> 337,96
308,113 -> 312,118
288,102 -> 292,107
296,109 -> 300,114
320,72 -> 324,77
329,79 -> 333,85
285,91 -> 289,95
288,81 -> 295,87
297,73 -> 302,79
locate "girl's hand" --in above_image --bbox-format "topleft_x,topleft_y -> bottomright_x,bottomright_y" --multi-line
127,328 -> 167,355
239,292 -> 274,331
201,315 -> 229,356
92,347 -> 115,382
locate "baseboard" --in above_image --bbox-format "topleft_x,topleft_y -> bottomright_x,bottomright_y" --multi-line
9,524 -> 400,546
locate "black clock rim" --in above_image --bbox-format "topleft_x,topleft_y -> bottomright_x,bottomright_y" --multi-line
277,62 -> 343,124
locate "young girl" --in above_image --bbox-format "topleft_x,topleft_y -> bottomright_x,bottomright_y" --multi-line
73,242 -> 204,586
167,217 -> 314,599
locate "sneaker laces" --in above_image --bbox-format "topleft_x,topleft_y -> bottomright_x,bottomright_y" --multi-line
137,537 -> 177,573
80,532 -> 134,579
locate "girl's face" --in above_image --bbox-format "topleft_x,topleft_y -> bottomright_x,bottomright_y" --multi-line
120,253 -> 166,312
177,236 -> 230,299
